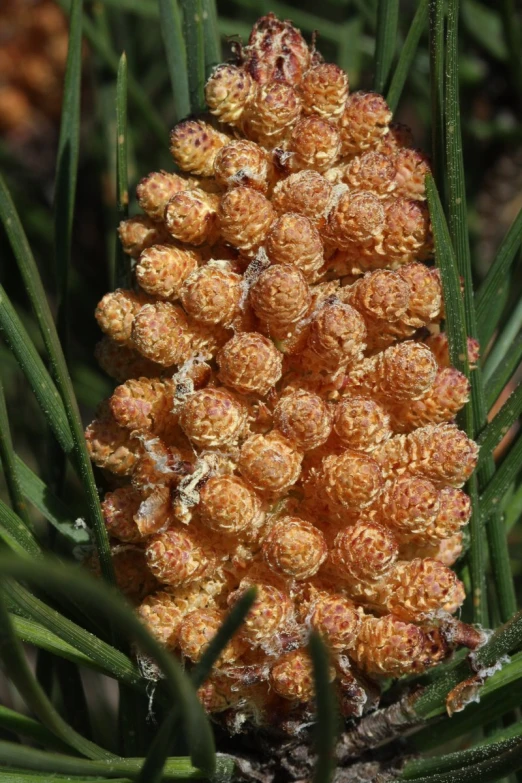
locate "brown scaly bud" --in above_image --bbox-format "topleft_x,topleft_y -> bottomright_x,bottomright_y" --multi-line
102,486 -> 144,543
325,191 -> 386,252
425,333 -> 480,370
433,487 -> 471,540
145,526 -> 217,587
270,649 -> 316,701
396,262 -> 442,327
389,367 -> 470,431
198,475 -> 264,535
272,170 -> 334,229
180,262 -> 243,326
118,215 -> 170,258
217,332 -> 283,395
381,199 -> 432,267
169,120 -> 229,178
353,614 -> 426,676
342,151 -> 397,198
298,63 -> 349,121
374,423 -> 479,487
339,269 -> 410,336
339,92 -> 392,158
270,649 -> 329,702
135,245 -> 199,301
164,190 -> 220,246
136,171 -> 190,221
250,264 -> 311,334
265,213 -> 325,281
376,476 -> 440,538
95,289 -> 149,345
394,148 -> 431,201
333,397 -> 392,452
242,82 -> 301,147
308,592 -> 363,651
109,377 -> 170,433
243,13 -> 311,86
345,341 -> 438,403
131,303 -> 193,366
263,516 -> 327,580
179,387 -> 247,449
205,64 -> 255,125
287,117 -> 341,172
317,451 -> 383,513
239,432 -> 303,495
178,608 -> 246,664
95,337 -> 166,383
229,582 -> 294,648
307,301 -> 367,371
331,521 -> 398,583
137,590 -> 184,648
218,186 -> 274,256
274,389 -> 332,451
214,139 -> 274,192
384,558 -> 465,620
85,405 -> 141,476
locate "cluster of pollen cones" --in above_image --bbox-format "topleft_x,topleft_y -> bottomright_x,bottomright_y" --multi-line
85,14 -> 482,732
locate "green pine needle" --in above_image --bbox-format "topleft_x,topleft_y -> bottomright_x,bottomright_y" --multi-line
386,0 -> 429,112
310,632 -> 339,783
159,0 -> 191,122
373,0 -> 399,94
54,0 -> 83,353
114,52 -> 131,289
0,379 -> 32,528
181,0 -> 206,115
477,384 -> 522,465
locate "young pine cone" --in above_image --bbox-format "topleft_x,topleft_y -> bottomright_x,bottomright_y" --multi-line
85,405 -> 141,476
298,63 -> 349,121
205,64 -> 255,125
229,582 -> 294,649
339,92 -> 392,158
243,13 -> 311,86
250,264 -> 311,335
214,139 -> 274,192
382,558 -> 465,620
135,245 -> 199,301
374,423 -> 479,487
353,614 -> 427,676
95,289 -> 149,345
266,213 -> 325,281
274,389 -> 332,451
242,81 -> 301,148
263,516 -> 327,580
179,388 -> 248,449
239,432 -> 303,495
217,332 -> 283,396
331,521 -> 398,584
169,120 -> 229,178
198,475 -> 264,535
136,171 -> 190,221
218,186 -> 274,256
88,12 -> 481,724
118,216 -> 170,258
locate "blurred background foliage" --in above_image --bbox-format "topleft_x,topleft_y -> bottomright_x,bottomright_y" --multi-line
0,0 -> 521,612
